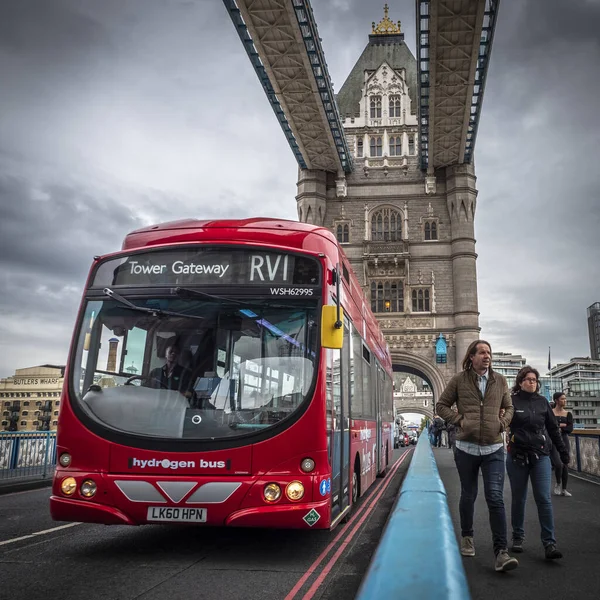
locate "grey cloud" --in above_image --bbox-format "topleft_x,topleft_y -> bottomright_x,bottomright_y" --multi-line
471,0 -> 600,368
0,0 -> 598,377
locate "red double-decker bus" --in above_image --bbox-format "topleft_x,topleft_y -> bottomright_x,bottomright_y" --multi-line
50,218 -> 393,529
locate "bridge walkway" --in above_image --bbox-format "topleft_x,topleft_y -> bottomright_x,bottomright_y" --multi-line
435,447 -> 600,600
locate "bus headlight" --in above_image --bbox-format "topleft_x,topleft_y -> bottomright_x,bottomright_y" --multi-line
60,477 -> 77,496
59,453 -> 71,467
286,481 -> 305,501
263,483 -> 282,503
80,479 -> 97,498
300,458 -> 315,473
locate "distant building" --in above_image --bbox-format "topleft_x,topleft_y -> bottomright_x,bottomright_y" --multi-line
548,358 -> 600,428
588,303 -> 600,360
492,351 -> 560,401
0,365 -> 64,432
492,352 -> 526,388
393,374 -> 433,420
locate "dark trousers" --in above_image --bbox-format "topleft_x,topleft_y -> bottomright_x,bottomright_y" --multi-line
433,431 -> 442,447
550,445 -> 569,489
506,453 -> 555,546
454,447 -> 508,554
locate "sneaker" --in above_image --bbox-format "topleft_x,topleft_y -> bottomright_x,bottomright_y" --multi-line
561,489 -> 572,497
553,484 -> 562,496
460,536 -> 475,557
495,549 -> 519,572
511,539 -> 524,553
545,544 -> 563,560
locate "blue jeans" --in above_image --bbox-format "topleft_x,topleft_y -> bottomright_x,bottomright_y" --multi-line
506,452 -> 555,546
454,447 -> 508,554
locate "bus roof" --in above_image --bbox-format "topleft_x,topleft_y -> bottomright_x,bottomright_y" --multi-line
122,218 -> 337,250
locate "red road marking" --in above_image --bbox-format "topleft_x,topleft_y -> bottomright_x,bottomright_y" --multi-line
284,449 -> 412,600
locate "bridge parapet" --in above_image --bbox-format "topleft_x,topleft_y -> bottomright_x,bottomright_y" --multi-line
356,434 -> 470,599
569,429 -> 600,479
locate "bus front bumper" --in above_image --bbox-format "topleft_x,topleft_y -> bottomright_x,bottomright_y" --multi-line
226,498 -> 331,529
50,496 -> 136,525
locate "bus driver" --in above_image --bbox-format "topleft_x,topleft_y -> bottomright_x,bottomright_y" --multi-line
148,344 -> 192,397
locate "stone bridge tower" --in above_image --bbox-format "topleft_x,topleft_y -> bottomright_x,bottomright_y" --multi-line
296,7 -> 480,405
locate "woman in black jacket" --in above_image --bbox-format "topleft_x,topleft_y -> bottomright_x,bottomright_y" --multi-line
506,366 -> 569,560
551,392 -> 574,497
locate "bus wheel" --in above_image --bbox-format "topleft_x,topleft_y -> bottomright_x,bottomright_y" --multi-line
352,457 -> 361,506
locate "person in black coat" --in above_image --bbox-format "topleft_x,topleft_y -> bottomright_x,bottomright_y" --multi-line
505,366 -> 569,560
551,391 -> 574,497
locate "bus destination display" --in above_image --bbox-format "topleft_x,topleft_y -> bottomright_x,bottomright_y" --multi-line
92,249 -> 320,288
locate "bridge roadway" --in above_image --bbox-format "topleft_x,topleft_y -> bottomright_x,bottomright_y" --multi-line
0,449 -> 412,600
435,446 -> 600,600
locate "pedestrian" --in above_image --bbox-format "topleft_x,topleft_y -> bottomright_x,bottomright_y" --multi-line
432,415 -> 444,447
428,420 -> 435,445
505,367 -> 570,560
550,391 -> 573,497
436,339 -> 518,572
447,422 -> 456,451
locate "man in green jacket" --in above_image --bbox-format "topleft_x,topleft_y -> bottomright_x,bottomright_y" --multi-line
436,339 -> 518,572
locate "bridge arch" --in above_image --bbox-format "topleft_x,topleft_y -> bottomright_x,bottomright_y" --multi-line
391,351 -> 448,421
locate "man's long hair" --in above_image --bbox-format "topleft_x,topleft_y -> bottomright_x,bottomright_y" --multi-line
462,339 -> 493,372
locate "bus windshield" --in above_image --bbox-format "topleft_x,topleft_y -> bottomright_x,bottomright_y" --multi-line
71,295 -> 319,441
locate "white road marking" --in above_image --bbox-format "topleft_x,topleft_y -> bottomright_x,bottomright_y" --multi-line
0,522 -> 81,547
1,486 -> 52,498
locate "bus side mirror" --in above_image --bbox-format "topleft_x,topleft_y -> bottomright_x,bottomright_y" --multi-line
321,306 -> 343,349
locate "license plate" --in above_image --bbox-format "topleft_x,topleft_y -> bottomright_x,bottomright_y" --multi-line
146,506 -> 207,523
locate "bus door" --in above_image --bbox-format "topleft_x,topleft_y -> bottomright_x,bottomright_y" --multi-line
327,326 -> 350,521
328,348 -> 342,522
375,363 -> 383,473
340,322 -> 351,511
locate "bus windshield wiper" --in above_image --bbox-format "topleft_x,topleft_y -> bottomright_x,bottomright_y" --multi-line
173,287 -> 244,305
103,288 -> 204,320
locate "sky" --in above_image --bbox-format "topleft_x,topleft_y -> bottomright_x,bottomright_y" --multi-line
0,0 -> 599,380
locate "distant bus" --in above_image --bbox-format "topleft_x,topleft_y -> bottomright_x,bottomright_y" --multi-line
50,218 -> 394,529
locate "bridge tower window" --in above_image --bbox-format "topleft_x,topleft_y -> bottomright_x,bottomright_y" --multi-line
371,208 -> 403,241
371,281 -> 404,313
412,288 -> 430,312
408,135 -> 415,155
336,224 -> 349,243
389,95 -> 401,118
356,138 -> 363,157
370,95 -> 382,119
424,220 -> 438,240
370,136 -> 382,157
389,136 -> 402,156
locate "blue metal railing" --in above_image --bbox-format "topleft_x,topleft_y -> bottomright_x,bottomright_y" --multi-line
222,0 -> 352,173
290,0 -> 353,173
569,429 -> 600,479
222,0 -> 307,170
356,432 -> 470,600
416,0 -> 501,169
0,431 -> 57,482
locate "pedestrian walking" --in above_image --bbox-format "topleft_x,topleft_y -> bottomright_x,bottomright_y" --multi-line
550,392 -> 573,497
436,339 -> 518,572
505,367 -> 569,559
446,422 -> 456,451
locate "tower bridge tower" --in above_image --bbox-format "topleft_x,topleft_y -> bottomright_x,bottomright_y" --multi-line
296,6 -> 480,399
